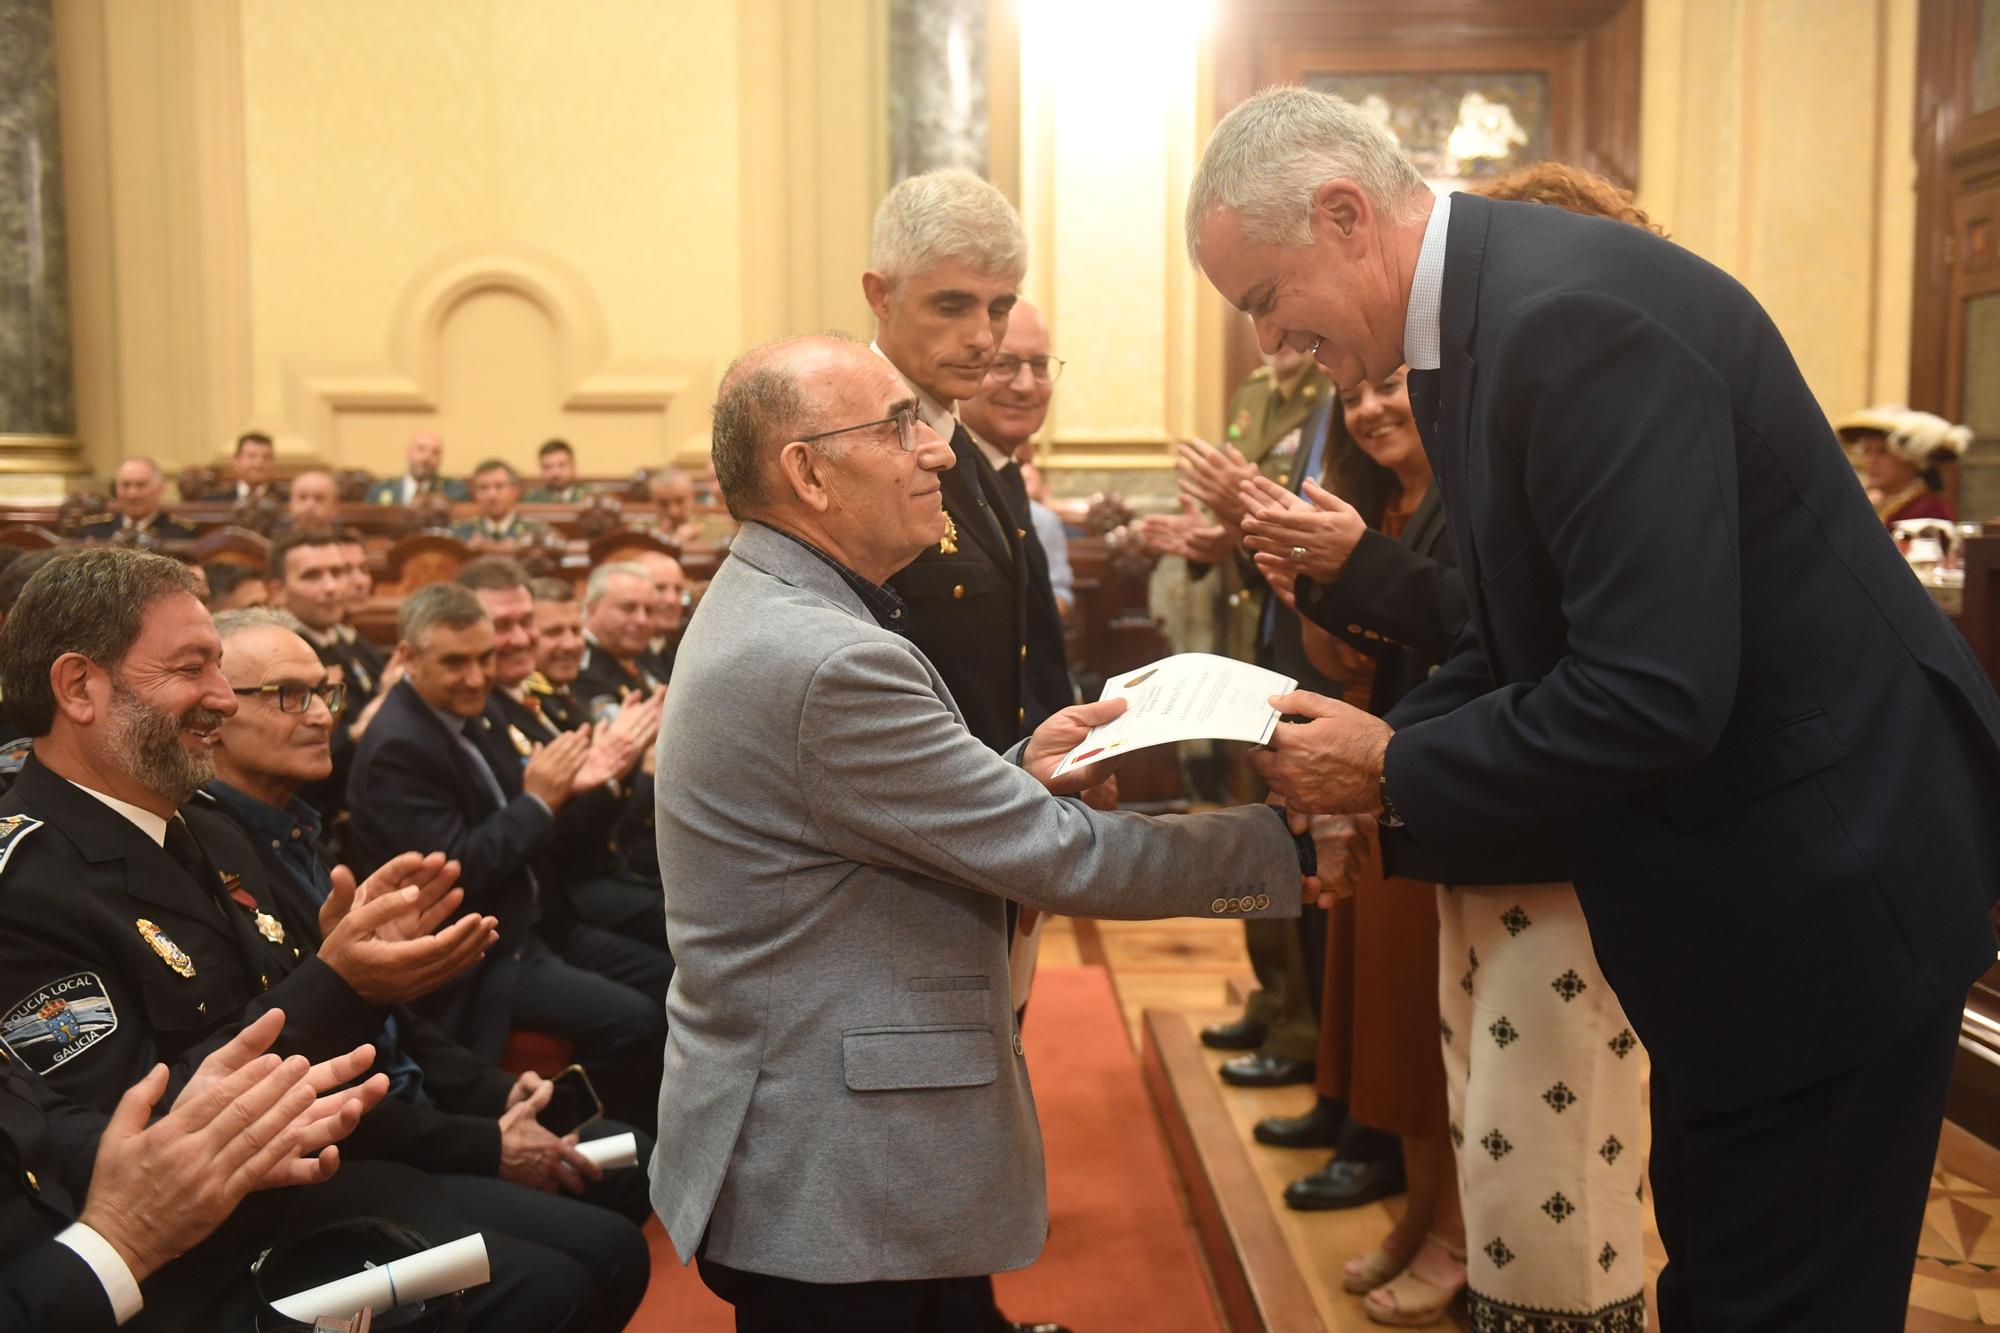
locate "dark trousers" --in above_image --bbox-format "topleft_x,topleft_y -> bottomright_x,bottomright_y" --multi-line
435,1172 -> 651,1332
696,1256 -> 1010,1333
1651,993 -> 1960,1331
569,874 -> 671,954
180,1161 -> 604,1333
513,934 -> 667,1127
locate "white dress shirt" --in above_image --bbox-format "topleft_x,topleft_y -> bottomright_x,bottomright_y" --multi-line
1402,191 -> 1452,371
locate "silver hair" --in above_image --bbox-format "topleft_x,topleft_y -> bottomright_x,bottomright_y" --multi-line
213,606 -> 309,642
398,581 -> 486,650
1184,86 -> 1431,264
584,561 -> 654,611
117,455 -> 163,480
871,169 -> 1027,286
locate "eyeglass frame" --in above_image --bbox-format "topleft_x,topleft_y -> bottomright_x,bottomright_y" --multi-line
231,680 -> 348,715
796,402 -> 921,454
985,354 -> 1066,385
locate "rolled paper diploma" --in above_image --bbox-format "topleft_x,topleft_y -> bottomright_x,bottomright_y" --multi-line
271,1234 -> 490,1321
575,1130 -> 639,1169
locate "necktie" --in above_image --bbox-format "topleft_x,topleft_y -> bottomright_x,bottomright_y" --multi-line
995,461 -> 1032,529
1404,368 -> 1442,449
162,815 -> 210,887
164,816 -> 272,982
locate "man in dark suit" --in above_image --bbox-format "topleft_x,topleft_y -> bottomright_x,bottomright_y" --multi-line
1189,87 -> 2000,1329
574,561 -> 670,717
859,166 -> 1075,1333
867,171 -> 1072,757
364,431 -> 470,505
78,458 -> 200,542
346,582 -> 667,1126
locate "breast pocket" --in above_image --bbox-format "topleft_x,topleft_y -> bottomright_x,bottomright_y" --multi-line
842,1024 -> 998,1092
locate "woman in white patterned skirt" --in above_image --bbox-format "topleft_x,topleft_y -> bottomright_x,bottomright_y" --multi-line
1438,883 -> 1647,1331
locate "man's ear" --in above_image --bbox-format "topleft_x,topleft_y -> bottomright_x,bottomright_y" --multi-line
390,642 -> 413,673
776,441 -> 835,514
48,652 -> 98,728
861,270 -> 894,324
1312,178 -> 1366,246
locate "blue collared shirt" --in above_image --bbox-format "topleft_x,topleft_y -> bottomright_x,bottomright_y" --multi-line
1403,192 -> 1452,371
204,781 -> 428,1103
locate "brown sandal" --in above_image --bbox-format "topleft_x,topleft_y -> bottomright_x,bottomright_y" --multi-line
1363,1234 -> 1466,1328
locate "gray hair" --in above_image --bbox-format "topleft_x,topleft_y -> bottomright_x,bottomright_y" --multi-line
709,335 -> 858,520
1185,86 -> 1431,264
871,169 -> 1026,286
528,576 -> 575,605
0,548 -> 203,737
650,465 -> 690,487
117,456 -> 163,480
585,561 -> 653,611
398,581 -> 487,650
213,606 -> 309,643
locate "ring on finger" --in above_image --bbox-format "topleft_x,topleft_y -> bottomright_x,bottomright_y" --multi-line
1289,545 -> 1309,562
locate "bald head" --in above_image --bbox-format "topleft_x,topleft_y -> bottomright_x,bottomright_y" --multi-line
288,469 -> 338,528
113,457 -> 166,520
958,297 -> 1057,454
709,335 -> 862,520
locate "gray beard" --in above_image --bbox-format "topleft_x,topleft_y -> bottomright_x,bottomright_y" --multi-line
107,680 -> 222,809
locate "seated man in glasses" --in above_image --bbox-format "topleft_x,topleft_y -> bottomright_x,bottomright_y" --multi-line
195,606 -> 656,1328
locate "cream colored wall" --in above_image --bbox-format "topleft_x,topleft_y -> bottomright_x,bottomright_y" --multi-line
1641,0 -> 1917,416
52,0 -> 1917,487
55,0 -> 887,485
1012,0 -> 1921,472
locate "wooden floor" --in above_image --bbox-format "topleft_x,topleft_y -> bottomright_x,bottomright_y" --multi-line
1046,913 -> 2000,1332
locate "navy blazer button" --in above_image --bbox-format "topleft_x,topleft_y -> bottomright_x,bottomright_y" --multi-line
1212,898 -> 1227,913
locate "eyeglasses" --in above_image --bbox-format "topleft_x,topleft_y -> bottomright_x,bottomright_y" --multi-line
986,355 -> 1065,385
232,681 -> 347,715
798,403 -> 920,453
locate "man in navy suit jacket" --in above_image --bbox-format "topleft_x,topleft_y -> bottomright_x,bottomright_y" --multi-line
1188,87 -> 2000,1330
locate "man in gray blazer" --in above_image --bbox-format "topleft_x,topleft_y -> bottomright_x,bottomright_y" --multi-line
653,333 -> 1327,1331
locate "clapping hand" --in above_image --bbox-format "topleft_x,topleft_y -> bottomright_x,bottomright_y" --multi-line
574,689 -> 664,790
522,729 -> 591,810
1240,475 -> 1368,585
318,852 -> 497,1006
1138,497 -> 1240,565
1022,697 -> 1129,795
80,1009 -> 389,1283
1250,690 -> 1394,816
1176,438 -> 1258,527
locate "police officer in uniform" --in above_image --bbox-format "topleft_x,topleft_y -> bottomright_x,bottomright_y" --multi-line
0,548 -> 631,1330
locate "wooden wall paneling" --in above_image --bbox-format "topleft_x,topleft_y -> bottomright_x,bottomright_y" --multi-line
1209,0 -> 1642,392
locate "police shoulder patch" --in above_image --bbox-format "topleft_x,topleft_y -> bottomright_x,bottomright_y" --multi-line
3,972 -> 118,1074
0,814 -> 44,876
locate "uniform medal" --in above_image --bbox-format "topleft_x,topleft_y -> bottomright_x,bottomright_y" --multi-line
940,513 -> 959,556
136,919 -> 196,978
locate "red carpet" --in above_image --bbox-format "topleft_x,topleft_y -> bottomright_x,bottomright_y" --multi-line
625,964 -> 1223,1331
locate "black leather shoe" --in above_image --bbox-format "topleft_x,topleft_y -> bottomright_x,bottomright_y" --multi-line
1218,1053 -> 1316,1087
1282,1155 -> 1407,1211
1254,1099 -> 1347,1148
1198,1015 -> 1269,1051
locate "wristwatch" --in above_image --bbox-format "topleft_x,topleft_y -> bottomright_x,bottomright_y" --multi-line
1268,804 -> 1317,877
1377,771 -> 1405,829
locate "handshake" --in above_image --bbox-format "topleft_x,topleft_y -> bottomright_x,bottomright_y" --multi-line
1019,695 -> 1384,909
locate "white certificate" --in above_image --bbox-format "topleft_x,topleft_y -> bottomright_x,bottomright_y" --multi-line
269,1233 -> 491,1321
1053,653 -> 1297,778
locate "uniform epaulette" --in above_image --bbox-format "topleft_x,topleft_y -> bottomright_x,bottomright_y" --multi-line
0,815 -> 45,876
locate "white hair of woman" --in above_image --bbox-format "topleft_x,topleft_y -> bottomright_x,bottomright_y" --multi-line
870,168 -> 1026,287
1185,85 -> 1432,263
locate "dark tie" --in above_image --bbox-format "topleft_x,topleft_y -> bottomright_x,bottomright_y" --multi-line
994,460 -> 1033,530
1404,368 -> 1442,449
163,815 -> 213,889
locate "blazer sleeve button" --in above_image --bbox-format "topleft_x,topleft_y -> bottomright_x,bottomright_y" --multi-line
1211,897 -> 1227,913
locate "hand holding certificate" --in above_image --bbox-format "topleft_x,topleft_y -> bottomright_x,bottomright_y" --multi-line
1054,654 -> 1298,778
